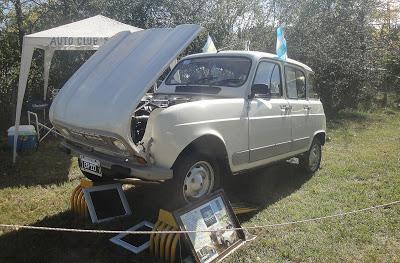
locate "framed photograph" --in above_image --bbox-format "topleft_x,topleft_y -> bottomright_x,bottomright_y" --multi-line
82,183 -> 132,223
109,221 -> 154,254
174,190 -> 245,263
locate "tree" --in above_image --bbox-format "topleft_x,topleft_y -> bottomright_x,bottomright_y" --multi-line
0,0 -> 399,131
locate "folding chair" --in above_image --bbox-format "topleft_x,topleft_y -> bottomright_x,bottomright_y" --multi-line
26,89 -> 61,142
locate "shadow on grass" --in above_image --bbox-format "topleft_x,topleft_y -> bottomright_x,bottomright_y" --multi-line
0,161 -> 311,262
0,183 -> 172,263
224,161 -> 313,221
0,138 -> 74,189
0,211 -> 162,263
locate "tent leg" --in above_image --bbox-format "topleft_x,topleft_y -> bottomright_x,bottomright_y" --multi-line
13,42 -> 34,164
43,49 -> 55,101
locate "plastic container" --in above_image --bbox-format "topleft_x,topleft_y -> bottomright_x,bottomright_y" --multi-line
7,125 -> 38,151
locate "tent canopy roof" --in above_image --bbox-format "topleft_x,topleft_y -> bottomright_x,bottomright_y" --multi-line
28,15 -> 141,38
25,15 -> 142,50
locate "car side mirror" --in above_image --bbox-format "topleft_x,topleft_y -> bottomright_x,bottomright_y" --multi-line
250,84 -> 271,99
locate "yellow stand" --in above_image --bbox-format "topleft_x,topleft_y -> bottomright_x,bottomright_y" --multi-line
70,178 -> 94,218
150,209 -> 180,263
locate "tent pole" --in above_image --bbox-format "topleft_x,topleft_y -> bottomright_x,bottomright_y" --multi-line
13,41 -> 34,164
43,48 -> 55,101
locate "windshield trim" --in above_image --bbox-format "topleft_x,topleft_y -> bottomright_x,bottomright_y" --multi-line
165,55 -> 253,88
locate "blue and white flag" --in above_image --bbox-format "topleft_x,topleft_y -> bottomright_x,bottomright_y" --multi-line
276,26 -> 287,60
202,34 -> 217,53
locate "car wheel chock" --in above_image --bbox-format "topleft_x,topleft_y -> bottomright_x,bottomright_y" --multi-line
231,202 -> 259,215
150,209 -> 180,263
70,178 -> 94,218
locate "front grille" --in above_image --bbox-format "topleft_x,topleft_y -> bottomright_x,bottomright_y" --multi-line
68,129 -> 110,147
57,124 -> 131,157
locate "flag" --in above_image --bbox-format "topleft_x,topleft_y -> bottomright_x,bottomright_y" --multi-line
276,26 -> 287,60
202,34 -> 217,53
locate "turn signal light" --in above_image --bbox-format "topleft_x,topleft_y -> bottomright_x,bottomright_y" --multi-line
135,156 -> 147,164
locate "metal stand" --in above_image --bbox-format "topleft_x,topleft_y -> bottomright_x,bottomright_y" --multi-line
27,111 -> 60,142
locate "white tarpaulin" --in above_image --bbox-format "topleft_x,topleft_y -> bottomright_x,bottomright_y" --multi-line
13,15 -> 142,163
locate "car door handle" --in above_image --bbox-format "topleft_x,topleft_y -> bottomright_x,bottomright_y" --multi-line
304,105 -> 312,111
280,105 -> 288,110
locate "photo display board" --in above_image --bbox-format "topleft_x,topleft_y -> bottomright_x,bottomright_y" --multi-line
110,221 -> 154,254
174,190 -> 245,263
82,184 -> 132,223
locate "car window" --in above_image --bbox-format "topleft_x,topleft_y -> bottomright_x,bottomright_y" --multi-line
253,61 -> 282,97
307,73 -> 319,99
286,67 -> 297,98
285,66 -> 306,99
165,57 -> 252,87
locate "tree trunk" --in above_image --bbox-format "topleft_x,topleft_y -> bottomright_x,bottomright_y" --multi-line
13,0 -> 24,53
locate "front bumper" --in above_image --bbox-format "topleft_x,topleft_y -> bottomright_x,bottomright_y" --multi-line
62,141 -> 173,181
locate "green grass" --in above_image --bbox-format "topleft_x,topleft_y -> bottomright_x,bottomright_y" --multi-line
0,141 -> 81,226
227,110 -> 400,262
0,110 -> 399,262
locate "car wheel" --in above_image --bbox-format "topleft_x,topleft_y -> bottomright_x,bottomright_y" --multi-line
171,152 -> 221,206
300,138 -> 322,173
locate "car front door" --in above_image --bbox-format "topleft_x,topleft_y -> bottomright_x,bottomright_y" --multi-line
248,60 -> 292,164
285,65 -> 311,152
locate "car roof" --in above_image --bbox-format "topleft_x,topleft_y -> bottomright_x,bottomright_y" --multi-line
183,50 -> 313,72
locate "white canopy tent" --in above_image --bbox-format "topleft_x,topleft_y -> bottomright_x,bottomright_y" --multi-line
13,15 -> 142,163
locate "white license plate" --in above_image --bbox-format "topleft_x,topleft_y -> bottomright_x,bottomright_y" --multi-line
79,155 -> 102,177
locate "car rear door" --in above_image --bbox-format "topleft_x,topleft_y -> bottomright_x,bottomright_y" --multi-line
248,60 -> 292,164
285,65 -> 311,152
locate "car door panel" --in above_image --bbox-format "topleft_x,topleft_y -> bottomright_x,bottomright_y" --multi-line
248,60 -> 291,164
289,99 -> 311,151
305,75 -> 326,147
249,98 -> 291,162
285,66 -> 310,153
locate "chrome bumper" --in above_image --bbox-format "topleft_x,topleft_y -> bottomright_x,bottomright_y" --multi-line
62,141 -> 173,181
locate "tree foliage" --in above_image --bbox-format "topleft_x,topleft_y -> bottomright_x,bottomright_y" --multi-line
0,0 -> 399,129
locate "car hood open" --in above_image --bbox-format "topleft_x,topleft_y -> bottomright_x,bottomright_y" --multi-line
50,24 -> 202,153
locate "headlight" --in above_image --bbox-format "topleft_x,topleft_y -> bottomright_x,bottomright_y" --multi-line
112,139 -> 127,151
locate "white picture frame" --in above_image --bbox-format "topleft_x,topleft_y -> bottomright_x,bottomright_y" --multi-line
174,190 -> 245,263
82,183 -> 132,223
109,221 -> 154,254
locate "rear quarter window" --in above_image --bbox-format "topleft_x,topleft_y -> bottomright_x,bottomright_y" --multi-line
307,73 -> 319,99
285,66 -> 306,99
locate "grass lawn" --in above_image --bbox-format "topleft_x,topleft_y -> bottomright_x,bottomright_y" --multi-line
0,109 -> 399,262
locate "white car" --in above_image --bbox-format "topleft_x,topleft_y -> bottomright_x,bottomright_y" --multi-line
50,25 -> 326,205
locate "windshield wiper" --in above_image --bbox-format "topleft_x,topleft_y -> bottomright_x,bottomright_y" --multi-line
210,78 -> 243,86
189,76 -> 218,85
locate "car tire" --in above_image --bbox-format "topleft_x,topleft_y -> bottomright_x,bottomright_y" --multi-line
170,152 -> 221,206
300,138 -> 322,173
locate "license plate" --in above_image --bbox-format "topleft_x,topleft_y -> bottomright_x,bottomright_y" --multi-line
79,155 -> 102,177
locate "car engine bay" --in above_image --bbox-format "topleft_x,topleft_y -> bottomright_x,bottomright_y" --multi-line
131,94 -> 196,144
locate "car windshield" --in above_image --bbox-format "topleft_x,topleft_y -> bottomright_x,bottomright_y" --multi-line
165,56 -> 252,87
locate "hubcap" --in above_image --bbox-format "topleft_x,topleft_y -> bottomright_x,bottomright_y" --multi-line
309,143 -> 321,171
183,161 -> 214,202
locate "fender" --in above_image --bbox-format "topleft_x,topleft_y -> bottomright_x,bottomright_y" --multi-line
144,108 -> 233,169
144,98 -> 247,170
309,130 -> 327,148
172,130 -> 229,168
